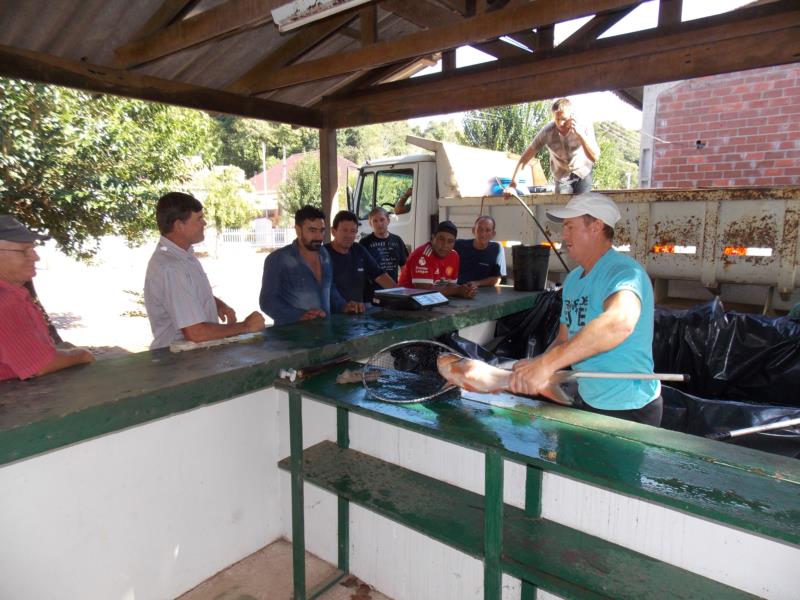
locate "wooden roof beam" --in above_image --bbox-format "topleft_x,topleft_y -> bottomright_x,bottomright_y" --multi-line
0,43 -> 322,127
321,1 -> 800,127
225,12 -> 356,94
252,0 -> 642,92
559,7 -> 636,47
113,0 -> 284,69
127,0 -> 200,41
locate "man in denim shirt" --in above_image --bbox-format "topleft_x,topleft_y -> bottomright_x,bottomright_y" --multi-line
259,205 -> 364,325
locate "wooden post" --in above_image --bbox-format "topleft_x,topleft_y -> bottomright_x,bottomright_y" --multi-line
320,127 -> 338,243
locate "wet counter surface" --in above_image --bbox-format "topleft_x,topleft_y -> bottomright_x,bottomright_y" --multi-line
0,287 -> 539,466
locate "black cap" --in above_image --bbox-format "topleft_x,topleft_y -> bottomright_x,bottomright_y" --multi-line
0,215 -> 49,243
434,220 -> 458,237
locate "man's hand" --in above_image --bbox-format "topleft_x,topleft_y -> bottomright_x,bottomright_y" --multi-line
216,300 -> 236,323
343,300 -> 366,314
509,355 -> 556,397
242,311 -> 266,332
456,283 -> 478,299
300,308 -> 327,321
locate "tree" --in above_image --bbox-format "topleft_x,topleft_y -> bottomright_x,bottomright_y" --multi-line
337,121 -> 415,164
411,119 -> 460,143
458,101 -> 552,182
0,78 -> 219,259
277,155 -> 321,225
192,166 -> 257,254
593,122 -> 640,189
215,116 -> 318,177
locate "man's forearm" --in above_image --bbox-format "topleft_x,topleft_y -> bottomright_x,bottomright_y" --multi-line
36,348 -> 93,376
181,321 -> 254,343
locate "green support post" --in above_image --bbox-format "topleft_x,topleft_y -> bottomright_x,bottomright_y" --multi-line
484,448 -> 503,600
521,465 -> 544,600
337,407 -> 350,574
289,391 -> 306,600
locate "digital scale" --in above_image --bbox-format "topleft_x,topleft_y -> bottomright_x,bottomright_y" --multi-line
372,287 -> 449,310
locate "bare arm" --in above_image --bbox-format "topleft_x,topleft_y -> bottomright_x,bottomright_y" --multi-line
182,311 -> 265,343
467,275 -> 501,288
570,118 -> 600,163
374,273 -> 397,289
509,134 -> 545,189
35,347 -> 94,377
215,296 -> 236,323
510,290 -> 640,396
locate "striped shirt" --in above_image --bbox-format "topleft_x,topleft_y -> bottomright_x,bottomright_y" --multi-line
0,279 -> 57,381
399,242 -> 460,288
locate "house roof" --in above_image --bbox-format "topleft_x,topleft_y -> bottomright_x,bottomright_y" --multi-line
0,1 -> 797,128
249,151 -> 357,193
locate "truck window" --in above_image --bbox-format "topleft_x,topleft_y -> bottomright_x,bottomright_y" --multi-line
376,170 -> 414,215
356,172 -> 375,220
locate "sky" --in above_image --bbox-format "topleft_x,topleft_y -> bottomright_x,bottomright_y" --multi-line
409,0 -> 752,131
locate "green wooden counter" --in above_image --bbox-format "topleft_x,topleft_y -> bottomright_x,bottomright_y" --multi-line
0,287 -> 539,466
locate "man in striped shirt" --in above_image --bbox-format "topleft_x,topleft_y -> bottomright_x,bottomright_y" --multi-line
0,215 -> 94,381
398,220 -> 476,299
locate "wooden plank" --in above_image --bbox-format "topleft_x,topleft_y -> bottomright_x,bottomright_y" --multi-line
559,7 -> 635,47
254,0 -> 642,90
288,363 -> 800,546
126,0 -> 199,41
659,0 -> 683,27
0,43 -> 322,127
320,127 -> 338,241
113,0 -> 283,69
225,12 -> 355,94
322,2 -> 800,127
279,441 -> 761,599
360,4 -> 377,45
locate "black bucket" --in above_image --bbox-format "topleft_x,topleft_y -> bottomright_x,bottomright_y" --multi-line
512,245 -> 550,291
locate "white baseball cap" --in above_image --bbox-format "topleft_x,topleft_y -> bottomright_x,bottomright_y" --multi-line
546,192 -> 621,227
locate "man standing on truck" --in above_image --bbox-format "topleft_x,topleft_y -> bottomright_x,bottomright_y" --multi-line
360,207 -> 408,299
399,220 -> 477,299
326,210 -> 396,303
509,193 -> 662,426
508,98 -> 600,195
0,215 -> 95,380
260,205 -> 365,325
455,215 -> 507,288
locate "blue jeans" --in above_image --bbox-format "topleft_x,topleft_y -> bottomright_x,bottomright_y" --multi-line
555,170 -> 593,195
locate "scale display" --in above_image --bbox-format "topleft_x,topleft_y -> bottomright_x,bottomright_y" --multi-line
372,287 -> 449,310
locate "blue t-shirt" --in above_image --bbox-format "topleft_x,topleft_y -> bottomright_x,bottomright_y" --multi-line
325,242 -> 386,303
455,240 -> 505,284
560,248 -> 658,410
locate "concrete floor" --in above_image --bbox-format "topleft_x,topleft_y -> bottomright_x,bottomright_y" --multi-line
177,539 -> 393,600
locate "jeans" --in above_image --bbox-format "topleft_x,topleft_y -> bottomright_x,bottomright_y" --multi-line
555,170 -> 593,195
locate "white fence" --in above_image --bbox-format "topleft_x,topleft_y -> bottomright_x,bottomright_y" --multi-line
220,225 -> 295,249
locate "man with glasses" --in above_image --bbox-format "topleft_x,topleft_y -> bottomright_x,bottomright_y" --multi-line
0,215 -> 94,381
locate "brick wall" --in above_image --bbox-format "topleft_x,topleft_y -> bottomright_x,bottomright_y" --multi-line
650,64 -> 800,188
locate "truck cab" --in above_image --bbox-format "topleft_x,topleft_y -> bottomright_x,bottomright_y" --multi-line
351,152 -> 436,251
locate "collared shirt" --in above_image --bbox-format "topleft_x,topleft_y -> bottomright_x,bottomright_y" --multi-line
144,236 -> 218,350
259,240 -> 345,325
399,242 -> 460,288
528,121 -> 598,182
0,279 -> 57,381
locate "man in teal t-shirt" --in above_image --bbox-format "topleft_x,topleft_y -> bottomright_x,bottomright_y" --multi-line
510,193 -> 662,426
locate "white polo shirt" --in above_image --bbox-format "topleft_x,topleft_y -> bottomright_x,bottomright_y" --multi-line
144,236 -> 218,349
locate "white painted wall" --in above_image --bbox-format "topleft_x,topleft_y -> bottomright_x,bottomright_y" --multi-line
0,389 -> 283,600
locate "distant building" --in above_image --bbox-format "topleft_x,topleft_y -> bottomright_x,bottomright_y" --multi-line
639,64 -> 800,188
249,151 -> 357,223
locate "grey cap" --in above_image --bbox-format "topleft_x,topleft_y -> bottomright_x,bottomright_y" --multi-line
0,215 -> 50,243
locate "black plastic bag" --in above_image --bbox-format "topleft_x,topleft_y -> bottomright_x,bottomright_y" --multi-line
491,289 -> 562,360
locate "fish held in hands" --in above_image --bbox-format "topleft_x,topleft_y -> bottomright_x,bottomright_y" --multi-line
437,353 -> 510,393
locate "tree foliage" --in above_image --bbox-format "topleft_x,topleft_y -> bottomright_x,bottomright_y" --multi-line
277,155 -> 321,225
458,102 -> 552,181
0,78 -> 219,259
337,121 -> 415,164
193,166 -> 256,232
215,116 -> 318,177
593,121 -> 639,189
410,119 -> 460,143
